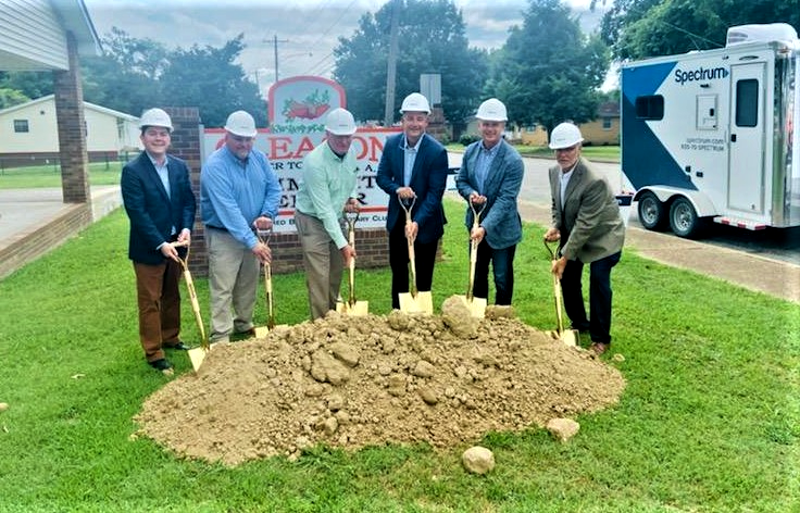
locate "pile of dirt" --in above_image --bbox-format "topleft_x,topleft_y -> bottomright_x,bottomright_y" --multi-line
135,302 -> 626,466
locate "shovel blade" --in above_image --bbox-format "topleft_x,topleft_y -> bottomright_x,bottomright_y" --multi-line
188,346 -> 209,372
561,329 -> 580,347
254,326 -> 270,338
545,329 -> 579,347
398,291 -> 433,315
336,299 -> 369,316
455,295 -> 486,318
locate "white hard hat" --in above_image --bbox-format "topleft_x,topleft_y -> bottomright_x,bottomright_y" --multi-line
399,93 -> 431,114
476,98 -> 507,122
139,108 -> 172,131
324,108 -> 357,136
548,122 -> 584,149
224,110 -> 257,137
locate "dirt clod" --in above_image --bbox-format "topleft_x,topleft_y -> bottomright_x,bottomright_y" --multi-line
462,446 -> 495,474
546,418 -> 580,442
135,309 -> 626,466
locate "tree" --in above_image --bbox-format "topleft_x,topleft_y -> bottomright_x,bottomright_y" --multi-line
81,30 -> 264,127
595,0 -> 800,61
0,71 -> 53,101
333,0 -> 488,124
158,35 -> 266,128
81,28 -> 165,117
490,0 -> 609,135
0,88 -> 30,109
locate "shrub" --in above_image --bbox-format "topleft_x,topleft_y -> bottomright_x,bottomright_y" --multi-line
458,133 -> 481,146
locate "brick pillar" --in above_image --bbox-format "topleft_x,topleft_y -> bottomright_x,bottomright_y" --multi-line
53,31 -> 90,204
163,107 -> 206,275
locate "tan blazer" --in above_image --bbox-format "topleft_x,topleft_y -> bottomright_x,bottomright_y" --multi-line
549,157 -> 625,263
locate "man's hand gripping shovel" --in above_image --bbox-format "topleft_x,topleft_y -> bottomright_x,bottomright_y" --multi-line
397,196 -> 433,314
456,198 -> 487,318
544,239 -> 578,347
336,210 -> 369,316
170,240 -> 210,372
253,227 -> 285,337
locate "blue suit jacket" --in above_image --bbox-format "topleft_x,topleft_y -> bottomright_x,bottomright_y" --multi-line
121,151 -> 197,265
376,132 -> 449,245
456,139 -> 524,249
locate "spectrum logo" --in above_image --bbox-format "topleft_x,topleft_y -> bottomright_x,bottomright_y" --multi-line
674,66 -> 729,85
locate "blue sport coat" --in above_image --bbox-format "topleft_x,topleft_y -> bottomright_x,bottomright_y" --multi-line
456,139 -> 524,249
121,151 -> 197,265
376,132 -> 449,245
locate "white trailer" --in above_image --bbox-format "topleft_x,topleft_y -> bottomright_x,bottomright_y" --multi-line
620,23 -> 800,237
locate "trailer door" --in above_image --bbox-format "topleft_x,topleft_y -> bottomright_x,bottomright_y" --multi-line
728,63 -> 766,214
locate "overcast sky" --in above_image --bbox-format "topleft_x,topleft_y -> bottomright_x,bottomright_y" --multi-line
82,0 -> 610,96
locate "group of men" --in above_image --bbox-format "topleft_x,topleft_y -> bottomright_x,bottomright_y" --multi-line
121,95 -> 625,374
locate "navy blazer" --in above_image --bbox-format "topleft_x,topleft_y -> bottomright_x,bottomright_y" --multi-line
121,151 -> 197,265
456,139 -> 524,250
376,132 -> 449,245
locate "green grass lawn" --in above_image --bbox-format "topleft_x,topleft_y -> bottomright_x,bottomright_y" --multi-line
0,200 -> 797,512
0,161 -> 123,189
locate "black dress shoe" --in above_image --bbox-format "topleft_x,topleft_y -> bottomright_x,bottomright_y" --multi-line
235,328 -> 256,338
148,358 -> 174,373
164,341 -> 190,351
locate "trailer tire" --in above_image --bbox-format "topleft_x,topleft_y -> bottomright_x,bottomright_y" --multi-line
637,191 -> 667,231
669,197 -> 702,238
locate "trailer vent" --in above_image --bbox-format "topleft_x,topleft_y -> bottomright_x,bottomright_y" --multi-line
726,23 -> 798,47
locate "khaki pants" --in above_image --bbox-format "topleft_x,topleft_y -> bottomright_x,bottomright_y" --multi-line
133,260 -> 182,362
206,228 -> 259,342
295,211 -> 345,320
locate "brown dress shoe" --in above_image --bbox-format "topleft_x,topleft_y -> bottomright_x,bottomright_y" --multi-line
590,342 -> 609,356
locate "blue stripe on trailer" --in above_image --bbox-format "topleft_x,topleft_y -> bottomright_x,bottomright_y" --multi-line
622,62 -> 698,192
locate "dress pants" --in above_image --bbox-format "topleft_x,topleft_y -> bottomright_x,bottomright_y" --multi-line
206,227 -> 260,342
560,251 -> 621,344
295,210 -> 345,320
388,218 -> 438,310
472,240 -> 516,305
133,259 -> 182,362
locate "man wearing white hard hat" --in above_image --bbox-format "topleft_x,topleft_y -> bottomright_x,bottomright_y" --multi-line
200,110 -> 281,343
456,98 -> 524,306
544,122 -> 625,356
294,107 -> 361,319
121,108 -> 197,374
376,93 -> 449,309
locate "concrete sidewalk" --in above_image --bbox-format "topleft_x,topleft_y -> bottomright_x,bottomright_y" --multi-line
517,200 -> 800,304
0,186 -> 122,279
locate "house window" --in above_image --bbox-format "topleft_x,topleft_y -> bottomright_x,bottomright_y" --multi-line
635,95 -> 664,120
14,119 -> 29,133
602,117 -> 612,130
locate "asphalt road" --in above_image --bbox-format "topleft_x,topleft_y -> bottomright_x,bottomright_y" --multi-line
448,152 -> 800,266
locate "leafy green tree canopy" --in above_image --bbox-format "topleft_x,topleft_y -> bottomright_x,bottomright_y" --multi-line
333,0 -> 489,123
80,29 -> 264,127
492,0 -> 609,134
594,0 -> 800,61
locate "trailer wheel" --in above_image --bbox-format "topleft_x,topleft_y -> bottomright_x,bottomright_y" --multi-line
637,191 -> 667,231
669,197 -> 702,238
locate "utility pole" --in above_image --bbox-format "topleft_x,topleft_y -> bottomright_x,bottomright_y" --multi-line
384,0 -> 400,126
265,34 -> 289,83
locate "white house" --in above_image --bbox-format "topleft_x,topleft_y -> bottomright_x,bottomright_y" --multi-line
0,95 -> 142,167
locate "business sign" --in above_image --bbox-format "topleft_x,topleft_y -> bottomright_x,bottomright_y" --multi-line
203,76 -> 401,233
